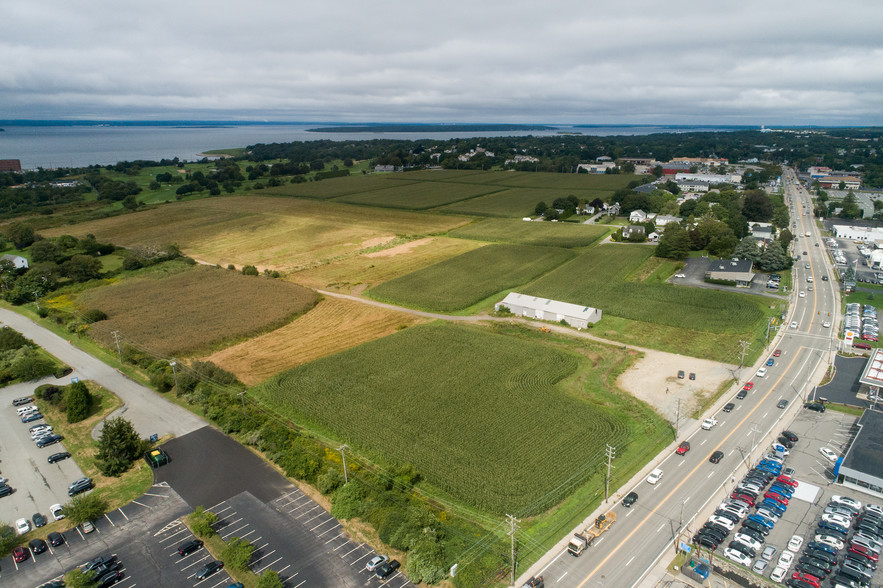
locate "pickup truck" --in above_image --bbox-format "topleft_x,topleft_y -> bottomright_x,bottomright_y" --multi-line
701,417 -> 718,430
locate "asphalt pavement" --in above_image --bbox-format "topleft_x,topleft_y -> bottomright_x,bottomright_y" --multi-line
0,308 -> 206,440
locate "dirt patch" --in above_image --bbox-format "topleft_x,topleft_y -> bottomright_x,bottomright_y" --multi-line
360,235 -> 396,250
618,350 -> 737,425
364,236 -> 435,258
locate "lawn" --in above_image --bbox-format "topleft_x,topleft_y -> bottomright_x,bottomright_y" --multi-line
77,265 -> 318,356
366,244 -> 574,313
42,196 -> 471,271
449,218 -> 608,248
251,322 -> 671,515
290,236 -> 484,293
34,383 -> 153,512
440,187 -> 613,217
260,174 -> 416,199
204,296 -> 427,385
333,181 -> 503,210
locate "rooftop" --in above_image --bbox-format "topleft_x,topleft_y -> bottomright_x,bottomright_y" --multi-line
859,348 -> 883,388
707,259 -> 753,274
840,409 -> 883,478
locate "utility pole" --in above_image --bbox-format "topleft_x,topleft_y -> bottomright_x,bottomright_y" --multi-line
169,360 -> 178,390
605,444 -> 616,502
34,290 -> 41,310
766,316 -> 774,342
738,340 -> 751,370
506,514 -> 520,585
111,330 -> 122,364
339,444 -> 349,484
238,391 -> 246,415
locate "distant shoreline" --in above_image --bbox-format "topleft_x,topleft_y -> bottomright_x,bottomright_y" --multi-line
307,124 -> 556,133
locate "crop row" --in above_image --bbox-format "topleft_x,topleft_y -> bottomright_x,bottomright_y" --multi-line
252,322 -> 641,514
366,244 -> 574,312
449,218 -> 607,248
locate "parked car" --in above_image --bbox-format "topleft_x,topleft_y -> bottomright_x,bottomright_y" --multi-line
178,539 -> 204,557
68,477 -> 92,496
805,402 -> 826,412
29,538 -> 48,555
47,451 -> 71,464
375,559 -> 401,579
819,447 -> 838,462
48,531 -> 65,546
195,560 -> 223,580
788,535 -> 804,552
12,546 -> 29,563
723,402 -> 735,412
50,504 -> 65,520
366,555 -> 389,572
15,517 -> 30,535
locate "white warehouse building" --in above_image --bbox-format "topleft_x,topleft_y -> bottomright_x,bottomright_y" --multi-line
832,224 -> 883,242
495,292 -> 602,329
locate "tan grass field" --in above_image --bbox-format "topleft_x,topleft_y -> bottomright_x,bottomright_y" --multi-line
43,196 -> 470,271
289,236 -> 484,293
204,297 -> 426,385
78,265 -> 318,356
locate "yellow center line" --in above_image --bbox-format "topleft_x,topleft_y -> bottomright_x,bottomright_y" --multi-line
575,347 -> 806,587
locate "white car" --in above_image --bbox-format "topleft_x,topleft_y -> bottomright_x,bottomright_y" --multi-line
734,533 -> 762,551
50,504 -> 65,521
720,502 -> 748,517
365,555 -> 389,572
778,550 -> 795,568
799,291 -> 806,298
866,504 -> 883,516
647,468 -> 663,485
82,520 -> 95,534
770,565 -> 788,582
819,447 -> 838,462
707,516 -> 735,530
15,518 -> 30,535
701,417 -> 718,430
790,321 -> 798,329
756,367 -> 767,377
674,273 -> 686,278
823,321 -> 831,328
822,513 -> 852,527
831,495 -> 862,510
787,535 -> 804,552
814,534 -> 845,550
724,548 -> 752,567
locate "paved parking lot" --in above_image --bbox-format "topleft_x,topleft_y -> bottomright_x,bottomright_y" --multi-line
0,483 -> 192,587
0,377 -> 86,524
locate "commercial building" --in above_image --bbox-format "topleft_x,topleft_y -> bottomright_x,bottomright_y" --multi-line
819,176 -> 862,190
832,224 -> 883,242
0,159 -> 22,172
837,409 -> 883,499
495,292 -> 602,329
704,259 -> 755,288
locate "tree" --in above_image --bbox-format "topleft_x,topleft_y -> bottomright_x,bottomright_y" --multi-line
63,569 -> 97,588
95,417 -> 143,476
840,191 -> 862,219
190,506 -> 219,538
534,201 -> 548,215
122,195 -> 139,210
257,570 -> 285,588
61,255 -> 103,282
759,241 -> 787,272
6,223 -> 36,249
652,165 -> 664,178
65,493 -> 107,525
733,237 -> 761,263
241,265 -> 259,276
655,223 -> 690,259
66,381 -> 93,423
222,536 -> 255,570
742,190 -> 773,221
30,239 -> 62,263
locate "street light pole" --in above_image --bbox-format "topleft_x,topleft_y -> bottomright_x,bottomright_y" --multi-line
169,360 -> 178,390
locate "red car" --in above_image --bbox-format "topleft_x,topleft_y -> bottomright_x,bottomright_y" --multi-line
764,491 -> 789,505
676,441 -> 690,455
743,382 -> 754,391
773,349 -> 782,357
849,544 -> 879,562
12,546 -> 29,563
777,475 -> 798,488
731,492 -> 755,506
792,571 -> 821,587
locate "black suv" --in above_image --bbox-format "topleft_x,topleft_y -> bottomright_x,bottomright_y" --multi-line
804,402 -> 826,412
178,539 -> 203,556
622,491 -> 638,507
48,452 -> 71,464
376,559 -> 401,579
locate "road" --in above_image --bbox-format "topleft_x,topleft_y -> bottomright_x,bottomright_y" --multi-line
528,170 -> 842,588
0,308 -> 206,440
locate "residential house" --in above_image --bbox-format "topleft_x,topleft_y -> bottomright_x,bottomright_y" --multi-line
653,215 -> 682,228
622,225 -> 646,240
629,209 -> 650,223
0,254 -> 28,269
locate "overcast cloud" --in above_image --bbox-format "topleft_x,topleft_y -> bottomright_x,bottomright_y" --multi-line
2,0 -> 882,124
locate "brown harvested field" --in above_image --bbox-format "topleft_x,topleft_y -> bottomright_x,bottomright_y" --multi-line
78,265 -> 318,356
289,236 -> 484,294
43,196 -> 470,271
204,297 -> 426,385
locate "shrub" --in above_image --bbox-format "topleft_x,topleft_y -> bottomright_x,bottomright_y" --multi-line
65,381 -> 93,423
82,309 -> 108,322
64,493 -> 107,525
221,536 -> 254,571
241,265 -> 259,276
0,327 -> 29,351
316,467 -> 345,495
257,570 -> 285,588
10,349 -> 55,381
190,506 -> 218,538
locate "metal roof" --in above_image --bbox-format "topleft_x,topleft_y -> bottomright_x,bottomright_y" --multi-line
839,409 -> 883,480
859,349 -> 883,387
499,292 -> 597,319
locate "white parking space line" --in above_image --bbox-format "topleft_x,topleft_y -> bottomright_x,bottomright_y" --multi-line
331,537 -> 351,550
301,507 -> 325,522
221,526 -> 250,539
206,499 -> 228,511
310,517 -> 337,531
595,537 -> 604,546
117,507 -> 129,521
342,544 -> 364,558
729,449 -> 736,456
292,580 -> 306,588
160,528 -> 190,543
350,551 -> 373,565
131,499 -> 151,508
104,513 -> 116,526
276,563 -> 291,575
762,412 -> 768,419
142,491 -> 168,498
253,555 -> 283,574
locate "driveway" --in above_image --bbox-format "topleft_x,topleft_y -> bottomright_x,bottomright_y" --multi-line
815,355 -> 868,407
0,308 -> 206,440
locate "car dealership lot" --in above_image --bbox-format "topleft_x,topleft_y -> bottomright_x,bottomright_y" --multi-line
0,379 -> 87,524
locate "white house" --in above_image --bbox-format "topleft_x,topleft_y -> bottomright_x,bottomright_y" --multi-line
629,209 -> 654,223
653,215 -> 682,228
0,254 -> 28,269
495,292 -> 602,329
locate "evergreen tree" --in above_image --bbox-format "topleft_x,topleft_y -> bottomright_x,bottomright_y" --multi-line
95,417 -> 143,476
66,381 -> 92,423
759,241 -> 787,272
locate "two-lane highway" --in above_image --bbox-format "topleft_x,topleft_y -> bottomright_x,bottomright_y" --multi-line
536,169 -> 841,587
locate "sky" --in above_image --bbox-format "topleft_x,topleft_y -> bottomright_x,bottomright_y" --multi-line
2,0 -> 883,124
